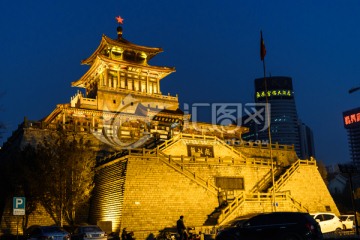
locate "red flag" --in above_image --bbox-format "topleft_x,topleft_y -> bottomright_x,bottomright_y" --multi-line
260,31 -> 266,61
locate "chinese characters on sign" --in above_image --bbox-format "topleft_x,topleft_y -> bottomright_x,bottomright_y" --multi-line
343,109 -> 360,129
256,89 -> 292,99
153,116 -> 181,123
187,144 -> 214,158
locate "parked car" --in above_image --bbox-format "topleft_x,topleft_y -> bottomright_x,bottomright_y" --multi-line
339,214 -> 355,230
71,225 -> 107,240
215,212 -> 323,240
310,213 -> 343,234
25,225 -> 70,240
217,214 -> 257,234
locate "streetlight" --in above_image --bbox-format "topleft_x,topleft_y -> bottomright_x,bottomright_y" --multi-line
349,87 -> 360,94
349,86 -> 360,94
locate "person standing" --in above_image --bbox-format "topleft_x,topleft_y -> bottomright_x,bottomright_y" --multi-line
121,228 -> 127,240
177,215 -> 187,240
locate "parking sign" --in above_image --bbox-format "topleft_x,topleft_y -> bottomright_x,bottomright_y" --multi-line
13,197 -> 25,215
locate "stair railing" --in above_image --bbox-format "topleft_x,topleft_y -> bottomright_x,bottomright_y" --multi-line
217,192 -> 245,224
250,166 -> 283,193
268,160 -> 316,193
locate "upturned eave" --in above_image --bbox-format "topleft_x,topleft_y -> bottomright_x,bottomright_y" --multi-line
81,34 -> 164,65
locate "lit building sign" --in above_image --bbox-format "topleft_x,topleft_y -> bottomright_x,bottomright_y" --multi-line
187,144 -> 214,157
256,89 -> 292,99
153,116 -> 181,123
343,107 -> 360,129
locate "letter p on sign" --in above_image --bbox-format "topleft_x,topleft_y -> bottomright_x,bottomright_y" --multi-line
13,197 -> 25,215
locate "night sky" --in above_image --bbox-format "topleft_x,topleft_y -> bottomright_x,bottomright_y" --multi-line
1,1 -> 360,166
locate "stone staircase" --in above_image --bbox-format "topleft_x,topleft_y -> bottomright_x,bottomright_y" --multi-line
97,134 -> 313,228
267,160 -> 317,193
215,191 -> 309,225
212,160 -> 313,225
249,165 -> 288,193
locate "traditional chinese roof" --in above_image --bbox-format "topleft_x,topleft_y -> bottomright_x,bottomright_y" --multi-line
82,34 -> 164,65
72,55 -> 175,88
135,103 -> 184,117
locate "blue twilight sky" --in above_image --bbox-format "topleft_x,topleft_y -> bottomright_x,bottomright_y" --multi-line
1,0 -> 360,166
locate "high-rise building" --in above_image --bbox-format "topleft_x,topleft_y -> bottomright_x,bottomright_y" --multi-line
343,107 -> 360,167
299,120 -> 316,159
251,76 -> 315,159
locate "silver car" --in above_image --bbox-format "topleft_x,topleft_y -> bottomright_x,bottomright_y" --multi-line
26,226 -> 70,240
71,225 -> 107,240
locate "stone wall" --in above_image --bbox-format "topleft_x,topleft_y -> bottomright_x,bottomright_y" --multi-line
89,159 -> 128,232
119,156 -> 219,240
236,144 -> 299,165
93,154 -> 282,239
95,156 -> 339,239
278,164 -> 340,215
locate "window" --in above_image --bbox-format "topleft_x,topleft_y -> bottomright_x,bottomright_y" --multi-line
128,80 -> 133,90
323,214 -> 334,221
315,215 -> 323,222
134,80 -> 139,91
141,81 -> 146,92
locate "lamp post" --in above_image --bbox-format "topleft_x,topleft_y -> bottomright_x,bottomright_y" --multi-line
338,164 -> 359,236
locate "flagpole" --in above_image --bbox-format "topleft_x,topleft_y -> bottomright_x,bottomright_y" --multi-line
260,31 -> 276,212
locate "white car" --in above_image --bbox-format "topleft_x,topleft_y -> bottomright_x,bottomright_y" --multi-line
310,212 -> 343,233
339,215 -> 355,230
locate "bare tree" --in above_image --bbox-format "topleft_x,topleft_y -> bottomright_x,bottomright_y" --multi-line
22,133 -> 95,226
16,145 -> 41,230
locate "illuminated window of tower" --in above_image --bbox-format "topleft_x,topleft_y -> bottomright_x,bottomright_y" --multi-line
134,80 -> 139,91
120,75 -> 125,88
128,79 -> 133,90
141,81 -> 146,92
149,84 -> 153,93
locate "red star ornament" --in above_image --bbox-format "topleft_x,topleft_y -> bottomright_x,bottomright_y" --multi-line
116,16 -> 124,24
